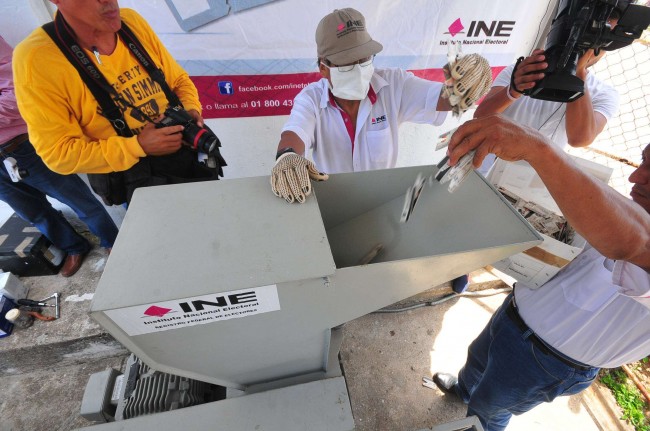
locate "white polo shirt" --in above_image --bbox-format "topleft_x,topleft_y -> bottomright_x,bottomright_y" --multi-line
515,246 -> 650,368
282,68 -> 446,174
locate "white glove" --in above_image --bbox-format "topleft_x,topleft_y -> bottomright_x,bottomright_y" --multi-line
442,52 -> 493,117
270,152 -> 329,203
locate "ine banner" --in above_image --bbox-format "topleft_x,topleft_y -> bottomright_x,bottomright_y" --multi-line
118,0 -> 554,119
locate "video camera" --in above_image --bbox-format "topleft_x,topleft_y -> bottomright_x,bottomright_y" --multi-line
525,0 -> 650,102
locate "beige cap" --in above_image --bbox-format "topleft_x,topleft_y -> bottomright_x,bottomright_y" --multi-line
316,8 -> 383,65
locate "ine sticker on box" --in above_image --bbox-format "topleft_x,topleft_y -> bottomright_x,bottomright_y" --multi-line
104,284 -> 281,336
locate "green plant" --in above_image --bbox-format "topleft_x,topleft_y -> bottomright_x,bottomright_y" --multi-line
600,369 -> 650,431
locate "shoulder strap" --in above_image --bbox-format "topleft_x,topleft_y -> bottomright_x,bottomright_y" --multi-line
118,22 -> 182,108
42,13 -> 186,137
42,15 -> 133,137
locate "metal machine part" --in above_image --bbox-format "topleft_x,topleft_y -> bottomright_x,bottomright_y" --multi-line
80,369 -> 120,422
116,354 -> 226,420
81,354 -> 225,423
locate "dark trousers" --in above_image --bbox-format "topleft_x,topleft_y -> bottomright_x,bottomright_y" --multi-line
0,139 -> 118,254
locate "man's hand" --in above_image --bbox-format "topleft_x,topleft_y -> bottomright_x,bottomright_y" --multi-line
576,49 -> 605,80
137,122 -> 184,156
271,152 -> 329,203
449,115 -> 650,270
447,114 -> 550,169
511,49 -> 547,95
187,109 -> 204,127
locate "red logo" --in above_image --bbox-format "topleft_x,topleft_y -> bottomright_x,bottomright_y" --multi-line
337,23 -> 345,32
143,305 -> 173,318
447,18 -> 465,37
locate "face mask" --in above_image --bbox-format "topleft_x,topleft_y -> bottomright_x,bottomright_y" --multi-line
326,63 -> 374,101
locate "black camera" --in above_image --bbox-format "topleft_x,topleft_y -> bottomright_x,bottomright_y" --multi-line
156,105 -> 221,155
526,0 -> 650,102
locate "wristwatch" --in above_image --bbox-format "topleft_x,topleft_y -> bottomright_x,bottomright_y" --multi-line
276,147 -> 296,160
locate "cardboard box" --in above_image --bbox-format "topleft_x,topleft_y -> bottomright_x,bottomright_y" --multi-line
487,157 -> 612,288
0,213 -> 65,277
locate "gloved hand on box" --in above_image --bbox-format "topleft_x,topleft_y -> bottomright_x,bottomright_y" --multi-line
270,150 -> 329,203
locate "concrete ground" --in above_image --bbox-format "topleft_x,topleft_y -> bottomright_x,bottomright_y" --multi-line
340,276 -> 633,431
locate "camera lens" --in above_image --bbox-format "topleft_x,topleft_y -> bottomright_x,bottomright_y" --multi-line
198,136 -> 218,155
183,123 -> 219,155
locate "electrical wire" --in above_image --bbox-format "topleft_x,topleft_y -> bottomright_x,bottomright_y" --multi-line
530,0 -> 556,54
371,287 -> 513,314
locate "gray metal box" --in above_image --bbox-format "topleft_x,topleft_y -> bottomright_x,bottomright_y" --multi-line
90,166 -> 541,389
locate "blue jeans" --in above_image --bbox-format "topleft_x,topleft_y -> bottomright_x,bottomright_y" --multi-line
456,294 -> 599,431
0,140 -> 118,254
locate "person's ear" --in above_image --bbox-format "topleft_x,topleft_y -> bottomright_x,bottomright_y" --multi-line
319,61 -> 330,79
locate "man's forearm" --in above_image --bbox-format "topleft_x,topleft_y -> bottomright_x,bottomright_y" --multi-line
276,131 -> 306,156
436,95 -> 452,112
529,145 -> 650,269
448,116 -> 650,270
564,85 -> 606,147
474,86 -> 517,118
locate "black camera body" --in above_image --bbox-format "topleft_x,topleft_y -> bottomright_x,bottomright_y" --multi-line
156,105 -> 221,155
527,0 -> 650,102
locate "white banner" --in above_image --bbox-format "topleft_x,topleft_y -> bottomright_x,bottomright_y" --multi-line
115,0 -> 553,118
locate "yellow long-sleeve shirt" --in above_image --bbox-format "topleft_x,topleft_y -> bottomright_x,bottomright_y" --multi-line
13,8 -> 201,174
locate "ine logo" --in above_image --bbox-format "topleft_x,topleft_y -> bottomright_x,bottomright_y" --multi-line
371,115 -> 387,125
445,18 -> 465,37
141,291 -> 258,319
218,81 -> 234,95
466,20 -> 515,37
143,305 -> 174,318
445,18 -> 516,38
337,19 -> 364,36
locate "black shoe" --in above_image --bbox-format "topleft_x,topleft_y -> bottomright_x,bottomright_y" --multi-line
432,372 -> 459,395
452,275 -> 469,294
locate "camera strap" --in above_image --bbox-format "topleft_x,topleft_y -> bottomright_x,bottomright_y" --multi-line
118,22 -> 182,108
510,56 -> 526,95
42,12 -> 182,137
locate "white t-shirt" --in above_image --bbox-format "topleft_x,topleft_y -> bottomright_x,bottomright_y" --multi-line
515,246 -> 650,368
282,68 -> 446,174
478,64 -> 619,175
495,64 -> 620,147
